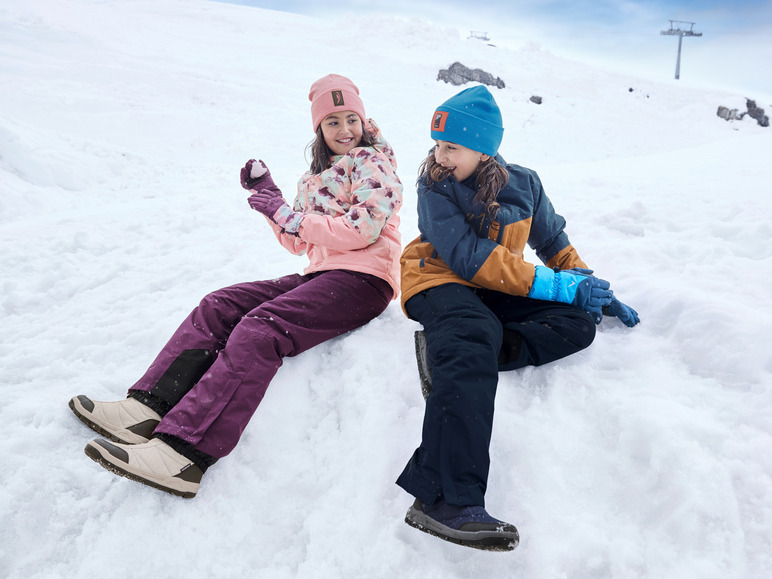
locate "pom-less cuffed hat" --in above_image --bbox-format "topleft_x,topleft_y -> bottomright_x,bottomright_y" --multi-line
430,85 -> 504,156
309,74 -> 366,131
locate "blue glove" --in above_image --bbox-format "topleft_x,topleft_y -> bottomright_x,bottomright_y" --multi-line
528,265 -> 613,323
603,298 -> 640,327
567,267 -> 594,275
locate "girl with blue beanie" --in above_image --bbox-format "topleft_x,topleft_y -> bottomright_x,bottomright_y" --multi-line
398,85 -> 639,551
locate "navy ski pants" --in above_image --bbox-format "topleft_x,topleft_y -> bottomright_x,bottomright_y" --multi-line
396,283 -> 596,507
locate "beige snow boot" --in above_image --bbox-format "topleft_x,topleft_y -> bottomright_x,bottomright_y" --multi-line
69,395 -> 160,444
84,437 -> 203,498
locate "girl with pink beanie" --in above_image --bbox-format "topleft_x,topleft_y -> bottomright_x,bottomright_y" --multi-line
70,74 -> 403,498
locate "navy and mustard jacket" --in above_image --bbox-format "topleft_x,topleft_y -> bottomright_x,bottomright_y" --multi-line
400,157 -> 587,313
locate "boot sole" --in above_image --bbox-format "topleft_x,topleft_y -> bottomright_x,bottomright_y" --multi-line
405,505 -> 519,552
84,441 -> 198,499
69,397 -> 152,445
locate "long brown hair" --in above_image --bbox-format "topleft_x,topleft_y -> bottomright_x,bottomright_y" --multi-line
418,146 -> 509,216
306,120 -> 377,174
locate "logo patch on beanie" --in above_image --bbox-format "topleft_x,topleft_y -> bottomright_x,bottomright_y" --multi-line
432,111 -> 448,132
332,90 -> 345,106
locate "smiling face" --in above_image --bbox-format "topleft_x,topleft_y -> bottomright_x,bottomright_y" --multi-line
320,111 -> 364,156
433,140 -> 489,182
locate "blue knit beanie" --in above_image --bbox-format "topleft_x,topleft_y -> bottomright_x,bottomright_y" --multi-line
430,85 -> 504,156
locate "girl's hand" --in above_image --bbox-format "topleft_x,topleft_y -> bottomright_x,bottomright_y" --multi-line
248,190 -> 304,234
603,298 -> 640,327
248,190 -> 286,216
240,159 -> 281,196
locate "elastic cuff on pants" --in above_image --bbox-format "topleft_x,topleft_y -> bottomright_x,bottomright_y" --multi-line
128,390 -> 173,417
153,432 -> 218,472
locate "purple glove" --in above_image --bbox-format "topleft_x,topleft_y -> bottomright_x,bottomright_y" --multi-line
248,190 -> 285,217
248,190 -> 304,234
240,159 -> 281,196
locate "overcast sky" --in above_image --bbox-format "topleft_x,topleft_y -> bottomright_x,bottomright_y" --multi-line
215,0 -> 772,99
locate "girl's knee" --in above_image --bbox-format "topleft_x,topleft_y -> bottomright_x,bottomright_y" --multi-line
195,291 -> 227,319
432,313 -> 503,359
572,311 -> 597,349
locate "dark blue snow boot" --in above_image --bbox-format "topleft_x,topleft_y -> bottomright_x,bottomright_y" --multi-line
405,498 -> 519,551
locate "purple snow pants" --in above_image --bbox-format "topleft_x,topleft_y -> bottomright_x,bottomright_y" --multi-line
128,270 -> 392,458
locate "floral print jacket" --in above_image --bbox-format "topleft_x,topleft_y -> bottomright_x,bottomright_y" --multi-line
267,119 -> 403,298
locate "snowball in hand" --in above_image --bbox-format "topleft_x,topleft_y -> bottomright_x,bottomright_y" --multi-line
251,160 -> 268,179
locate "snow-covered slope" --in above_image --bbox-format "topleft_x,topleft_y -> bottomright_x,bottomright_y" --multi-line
1,1 -> 771,577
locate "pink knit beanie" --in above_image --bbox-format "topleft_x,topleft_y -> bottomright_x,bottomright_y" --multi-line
309,74 -> 366,131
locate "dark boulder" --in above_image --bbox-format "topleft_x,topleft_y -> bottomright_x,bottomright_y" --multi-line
745,99 -> 769,127
437,62 -> 505,89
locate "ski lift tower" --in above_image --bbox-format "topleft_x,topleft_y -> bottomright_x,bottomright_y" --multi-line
660,20 -> 702,80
